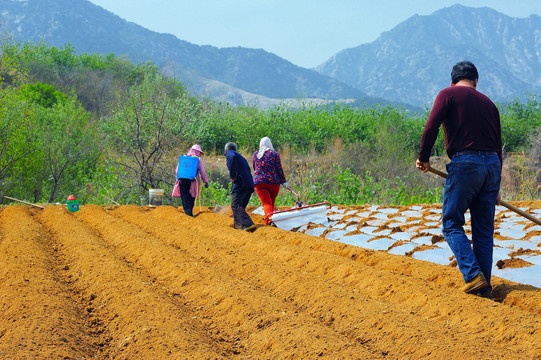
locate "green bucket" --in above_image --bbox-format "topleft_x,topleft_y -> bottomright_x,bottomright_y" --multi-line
67,199 -> 80,212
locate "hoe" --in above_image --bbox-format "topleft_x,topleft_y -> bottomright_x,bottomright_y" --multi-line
428,167 -> 541,226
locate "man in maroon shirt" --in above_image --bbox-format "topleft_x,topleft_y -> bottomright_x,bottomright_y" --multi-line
416,61 -> 502,297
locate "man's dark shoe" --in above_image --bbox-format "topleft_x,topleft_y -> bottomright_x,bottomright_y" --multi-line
460,273 -> 489,294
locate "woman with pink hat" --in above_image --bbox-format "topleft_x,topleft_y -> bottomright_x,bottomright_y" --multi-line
172,144 -> 209,216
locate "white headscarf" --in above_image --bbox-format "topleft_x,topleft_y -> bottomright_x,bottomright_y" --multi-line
257,137 -> 274,159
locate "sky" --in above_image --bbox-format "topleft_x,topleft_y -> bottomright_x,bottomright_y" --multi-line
86,0 -> 541,68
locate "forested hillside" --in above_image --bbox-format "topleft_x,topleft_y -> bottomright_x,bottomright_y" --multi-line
0,0 -> 375,107
1,41 -> 540,207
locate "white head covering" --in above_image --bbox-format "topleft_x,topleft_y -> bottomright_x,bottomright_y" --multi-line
257,137 -> 274,159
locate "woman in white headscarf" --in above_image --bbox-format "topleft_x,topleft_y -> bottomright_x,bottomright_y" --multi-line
252,137 -> 289,224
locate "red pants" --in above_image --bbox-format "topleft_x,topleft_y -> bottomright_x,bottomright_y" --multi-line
255,183 -> 280,224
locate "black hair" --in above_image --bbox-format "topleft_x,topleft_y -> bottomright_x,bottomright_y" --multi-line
224,142 -> 237,151
451,61 -> 478,84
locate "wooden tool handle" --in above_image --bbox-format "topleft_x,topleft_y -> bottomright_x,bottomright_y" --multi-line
426,167 -> 541,226
427,167 -> 448,179
3,195 -> 45,209
498,201 -> 541,226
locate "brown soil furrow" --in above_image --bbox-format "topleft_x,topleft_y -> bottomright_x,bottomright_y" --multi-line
77,204 -> 382,359
0,206 -> 97,359
147,206 -> 540,359
320,206 -> 541,313
272,222 -> 541,315
3,203 -> 540,359
38,205 -> 230,359
258,209 -> 541,314
120,206 -> 440,357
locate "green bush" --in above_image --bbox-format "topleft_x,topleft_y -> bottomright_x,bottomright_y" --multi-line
20,82 -> 67,108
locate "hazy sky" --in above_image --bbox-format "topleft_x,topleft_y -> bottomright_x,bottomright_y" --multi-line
86,0 -> 541,68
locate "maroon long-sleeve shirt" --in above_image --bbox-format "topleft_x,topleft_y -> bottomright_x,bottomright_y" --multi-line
418,85 -> 502,165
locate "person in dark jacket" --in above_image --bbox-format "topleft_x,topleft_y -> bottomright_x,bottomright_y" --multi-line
252,137 -> 289,224
416,61 -> 502,298
224,142 -> 256,232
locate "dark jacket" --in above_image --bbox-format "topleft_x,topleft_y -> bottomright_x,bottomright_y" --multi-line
225,150 -> 254,193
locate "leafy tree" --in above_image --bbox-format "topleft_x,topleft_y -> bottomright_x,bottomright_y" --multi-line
103,69 -> 199,200
500,96 -> 541,153
1,41 -> 150,117
0,91 -> 33,200
0,40 -> 32,201
15,95 -> 98,203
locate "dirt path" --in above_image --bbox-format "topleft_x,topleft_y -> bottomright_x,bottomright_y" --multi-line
0,204 -> 539,359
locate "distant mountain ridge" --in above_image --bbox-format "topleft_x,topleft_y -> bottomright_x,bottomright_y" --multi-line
0,0 -> 381,107
315,4 -> 541,106
1,1 -> 540,108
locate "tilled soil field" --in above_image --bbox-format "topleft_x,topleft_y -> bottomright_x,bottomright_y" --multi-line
0,204 -> 540,359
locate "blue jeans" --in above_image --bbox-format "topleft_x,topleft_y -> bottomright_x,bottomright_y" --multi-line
442,153 -> 501,287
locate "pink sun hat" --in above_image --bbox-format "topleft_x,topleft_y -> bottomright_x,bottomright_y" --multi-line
188,144 -> 205,156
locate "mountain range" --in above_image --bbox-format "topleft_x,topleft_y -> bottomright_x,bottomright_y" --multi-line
1,0 -> 540,109
316,5 -> 541,107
